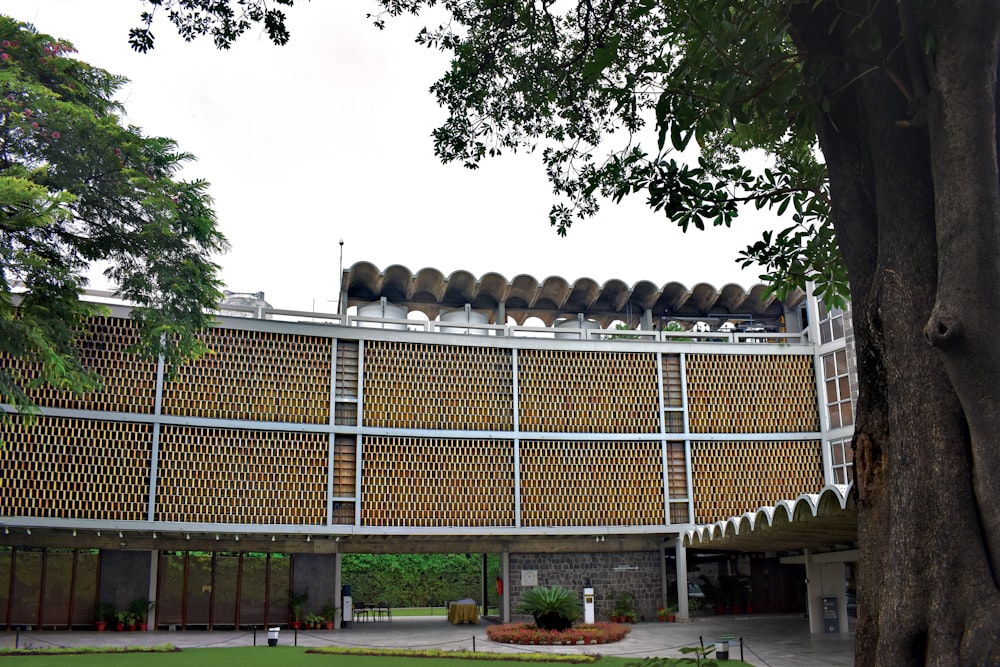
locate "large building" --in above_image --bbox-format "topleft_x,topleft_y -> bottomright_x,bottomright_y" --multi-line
0,262 -> 856,633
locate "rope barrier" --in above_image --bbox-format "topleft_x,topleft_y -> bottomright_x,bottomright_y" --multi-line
194,631 -> 255,648
0,626 -> 816,665
6,631 -> 71,650
742,642 -> 775,667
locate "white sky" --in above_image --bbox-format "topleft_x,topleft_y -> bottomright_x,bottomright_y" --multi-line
3,1 -> 781,313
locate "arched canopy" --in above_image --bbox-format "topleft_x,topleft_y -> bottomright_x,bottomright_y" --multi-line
341,262 -> 805,327
683,485 -> 858,553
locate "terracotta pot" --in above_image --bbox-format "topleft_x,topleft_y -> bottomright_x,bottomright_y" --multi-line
95,621 -> 107,632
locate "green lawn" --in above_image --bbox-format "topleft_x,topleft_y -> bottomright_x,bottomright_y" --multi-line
0,648 -> 555,666
0,646 -> 754,667
388,607 -> 500,617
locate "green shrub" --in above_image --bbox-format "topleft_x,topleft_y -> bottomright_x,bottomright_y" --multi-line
515,586 -> 581,631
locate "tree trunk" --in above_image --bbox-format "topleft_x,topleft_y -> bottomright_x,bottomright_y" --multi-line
797,2 -> 1000,664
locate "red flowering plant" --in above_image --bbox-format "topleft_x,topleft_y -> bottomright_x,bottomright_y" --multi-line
486,621 -> 630,645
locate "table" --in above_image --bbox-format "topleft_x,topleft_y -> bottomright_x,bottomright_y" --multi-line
448,602 -> 479,624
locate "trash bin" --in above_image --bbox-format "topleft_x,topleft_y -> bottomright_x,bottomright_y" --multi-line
717,636 -> 731,660
267,627 -> 279,647
342,584 -> 353,628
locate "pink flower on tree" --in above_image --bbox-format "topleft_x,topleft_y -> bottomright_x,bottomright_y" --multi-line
1,53 -> 8,61
51,131 -> 60,139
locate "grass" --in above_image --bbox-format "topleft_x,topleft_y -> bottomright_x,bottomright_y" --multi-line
0,646 -> 755,666
389,607 -> 501,617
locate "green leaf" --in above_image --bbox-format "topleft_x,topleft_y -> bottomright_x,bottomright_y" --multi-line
582,38 -> 620,81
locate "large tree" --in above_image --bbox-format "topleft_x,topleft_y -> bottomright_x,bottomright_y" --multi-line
131,1 -> 1000,664
0,17 -> 227,418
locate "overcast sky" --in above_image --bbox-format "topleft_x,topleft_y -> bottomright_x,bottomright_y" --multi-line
3,1 -> 782,313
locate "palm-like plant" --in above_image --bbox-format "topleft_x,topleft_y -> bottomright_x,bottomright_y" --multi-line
515,586 -> 581,631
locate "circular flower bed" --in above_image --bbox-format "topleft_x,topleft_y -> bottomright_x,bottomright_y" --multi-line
486,622 -> 630,645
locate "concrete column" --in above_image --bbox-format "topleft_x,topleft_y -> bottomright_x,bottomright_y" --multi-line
782,549 -> 856,635
481,554 -> 488,617
675,540 -> 689,619
147,550 -> 158,629
333,553 -> 342,631
501,550 -> 510,622
659,543 -> 668,608
804,549 -> 822,634
641,309 -> 654,331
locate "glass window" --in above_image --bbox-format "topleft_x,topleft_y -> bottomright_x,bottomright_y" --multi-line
830,438 -> 854,485
823,351 -> 854,429
817,302 -> 846,344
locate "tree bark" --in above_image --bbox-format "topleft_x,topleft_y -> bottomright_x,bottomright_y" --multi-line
798,1 -> 1000,663
924,1 -> 1000,579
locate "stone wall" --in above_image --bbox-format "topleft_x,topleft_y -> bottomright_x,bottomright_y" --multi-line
293,554 -> 338,615
509,551 -> 661,622
99,550 -> 151,610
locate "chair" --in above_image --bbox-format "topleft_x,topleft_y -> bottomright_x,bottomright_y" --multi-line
353,601 -> 370,623
376,601 -> 392,621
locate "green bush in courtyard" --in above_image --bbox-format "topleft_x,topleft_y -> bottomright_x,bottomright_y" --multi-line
515,586 -> 581,631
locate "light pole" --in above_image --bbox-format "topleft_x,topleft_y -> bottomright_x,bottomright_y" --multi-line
338,239 -> 345,315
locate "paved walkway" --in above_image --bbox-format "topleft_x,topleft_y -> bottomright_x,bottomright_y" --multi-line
0,615 -> 854,666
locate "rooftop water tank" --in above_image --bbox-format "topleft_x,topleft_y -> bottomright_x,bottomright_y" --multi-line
439,307 -> 489,335
554,317 -> 600,340
356,299 -> 408,330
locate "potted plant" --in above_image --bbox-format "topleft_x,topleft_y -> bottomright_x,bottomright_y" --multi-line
95,602 -> 115,631
128,598 -> 155,631
699,579 -> 725,614
305,612 -> 323,629
320,602 -> 339,630
612,593 -> 635,624
718,574 -> 751,614
115,609 -> 131,632
288,589 -> 308,629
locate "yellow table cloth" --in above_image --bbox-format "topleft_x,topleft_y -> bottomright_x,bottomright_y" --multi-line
448,602 -> 479,624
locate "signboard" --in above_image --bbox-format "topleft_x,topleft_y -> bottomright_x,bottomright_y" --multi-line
822,596 -> 839,633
